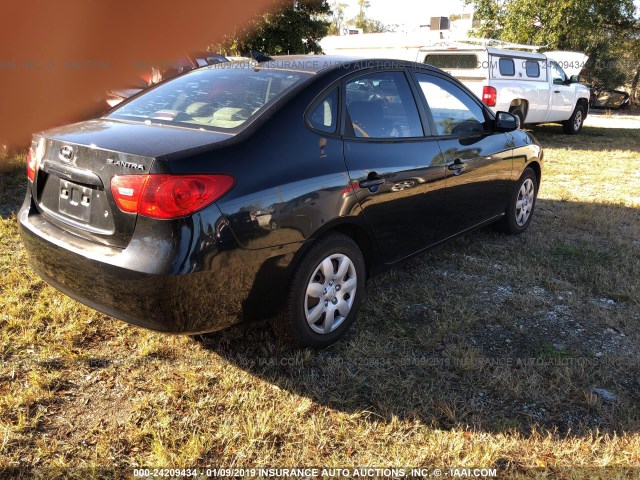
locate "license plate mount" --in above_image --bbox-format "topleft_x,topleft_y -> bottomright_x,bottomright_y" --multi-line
58,179 -> 93,222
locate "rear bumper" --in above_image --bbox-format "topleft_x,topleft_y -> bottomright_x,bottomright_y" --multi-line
18,198 -> 298,334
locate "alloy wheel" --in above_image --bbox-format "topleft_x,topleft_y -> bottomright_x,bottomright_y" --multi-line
304,253 -> 357,334
515,178 -> 535,227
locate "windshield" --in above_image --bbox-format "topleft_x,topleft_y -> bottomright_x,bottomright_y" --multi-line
107,66 -> 312,132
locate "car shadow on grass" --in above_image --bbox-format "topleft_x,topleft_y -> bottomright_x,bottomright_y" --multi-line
196,198 -> 640,437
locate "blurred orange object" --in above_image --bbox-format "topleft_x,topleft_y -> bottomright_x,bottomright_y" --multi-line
0,0 -> 280,151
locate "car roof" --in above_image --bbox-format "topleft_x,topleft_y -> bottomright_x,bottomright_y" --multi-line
226,55 -> 439,75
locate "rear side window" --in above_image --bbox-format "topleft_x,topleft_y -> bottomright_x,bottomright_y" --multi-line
345,71 -> 423,139
525,60 -> 540,78
108,66 -> 311,132
498,58 -> 515,76
424,54 -> 478,69
308,88 -> 338,133
415,73 -> 487,136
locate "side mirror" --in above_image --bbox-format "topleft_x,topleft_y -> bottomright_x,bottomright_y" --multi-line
569,75 -> 580,84
495,112 -> 519,132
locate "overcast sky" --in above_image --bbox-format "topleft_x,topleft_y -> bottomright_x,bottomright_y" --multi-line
337,0 -> 640,30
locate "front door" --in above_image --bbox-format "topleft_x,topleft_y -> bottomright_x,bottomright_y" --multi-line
411,72 -> 514,239
547,61 -> 574,122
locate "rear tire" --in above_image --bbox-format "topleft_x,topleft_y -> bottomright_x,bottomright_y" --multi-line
562,104 -> 586,135
274,233 -> 366,348
494,168 -> 538,235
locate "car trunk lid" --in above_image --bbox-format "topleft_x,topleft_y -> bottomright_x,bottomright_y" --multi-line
31,119 -> 233,248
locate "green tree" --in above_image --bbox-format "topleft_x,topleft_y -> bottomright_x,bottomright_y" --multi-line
349,0 -> 394,33
213,0 -> 331,56
328,1 -> 348,35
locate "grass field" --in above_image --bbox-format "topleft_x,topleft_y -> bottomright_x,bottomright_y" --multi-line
1,121 -> 639,479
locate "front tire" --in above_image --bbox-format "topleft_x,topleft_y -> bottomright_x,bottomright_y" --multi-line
563,104 -> 586,135
275,233 -> 366,348
494,168 -> 538,235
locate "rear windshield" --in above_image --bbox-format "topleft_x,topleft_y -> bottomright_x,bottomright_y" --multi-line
107,66 -> 312,132
424,54 -> 478,69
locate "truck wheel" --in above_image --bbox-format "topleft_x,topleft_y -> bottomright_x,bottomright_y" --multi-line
563,104 -> 586,135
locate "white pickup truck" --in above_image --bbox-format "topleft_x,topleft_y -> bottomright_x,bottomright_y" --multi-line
418,44 -> 591,134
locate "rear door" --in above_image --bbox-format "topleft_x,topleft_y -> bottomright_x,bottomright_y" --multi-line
341,69 -> 448,263
411,71 -> 514,239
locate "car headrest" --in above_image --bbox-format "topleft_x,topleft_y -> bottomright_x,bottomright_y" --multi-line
185,102 -> 215,117
212,107 -> 250,121
348,101 -> 384,121
378,80 -> 397,93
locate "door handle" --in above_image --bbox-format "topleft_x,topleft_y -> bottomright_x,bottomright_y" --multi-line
359,175 -> 385,188
447,159 -> 467,173
554,90 -> 561,93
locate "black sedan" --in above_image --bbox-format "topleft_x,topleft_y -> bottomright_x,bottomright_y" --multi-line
19,56 -> 543,348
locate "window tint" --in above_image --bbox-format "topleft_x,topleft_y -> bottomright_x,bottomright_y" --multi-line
525,60 -> 540,78
424,54 -> 478,69
345,71 -> 423,139
415,74 -> 487,136
108,66 -> 311,132
499,58 -> 515,76
308,88 -> 338,133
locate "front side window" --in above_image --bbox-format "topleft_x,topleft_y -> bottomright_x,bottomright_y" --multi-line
308,88 -> 338,133
550,61 -> 567,85
415,73 -> 487,136
108,66 -> 312,132
345,71 -> 423,139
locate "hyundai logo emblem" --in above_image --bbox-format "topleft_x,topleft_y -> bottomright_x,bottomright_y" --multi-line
59,145 -> 74,162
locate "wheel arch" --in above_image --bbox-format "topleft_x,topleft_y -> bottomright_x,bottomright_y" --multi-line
509,99 -> 529,120
576,97 -> 589,117
526,160 -> 542,186
296,218 -> 381,279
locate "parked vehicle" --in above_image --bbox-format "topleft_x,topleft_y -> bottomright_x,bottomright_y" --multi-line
19,56 -> 543,348
322,35 -> 590,134
105,51 -> 229,109
419,44 -> 591,134
589,85 -> 630,110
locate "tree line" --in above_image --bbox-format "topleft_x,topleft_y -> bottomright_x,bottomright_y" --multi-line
466,0 -> 640,103
210,0 -> 640,103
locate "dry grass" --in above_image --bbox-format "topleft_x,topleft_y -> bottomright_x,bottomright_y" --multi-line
1,123 -> 639,478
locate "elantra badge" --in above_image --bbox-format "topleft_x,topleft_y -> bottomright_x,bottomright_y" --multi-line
107,158 -> 145,171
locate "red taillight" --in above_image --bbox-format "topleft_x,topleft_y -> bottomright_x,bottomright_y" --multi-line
27,148 -> 37,182
111,174 -> 234,219
482,86 -> 497,107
